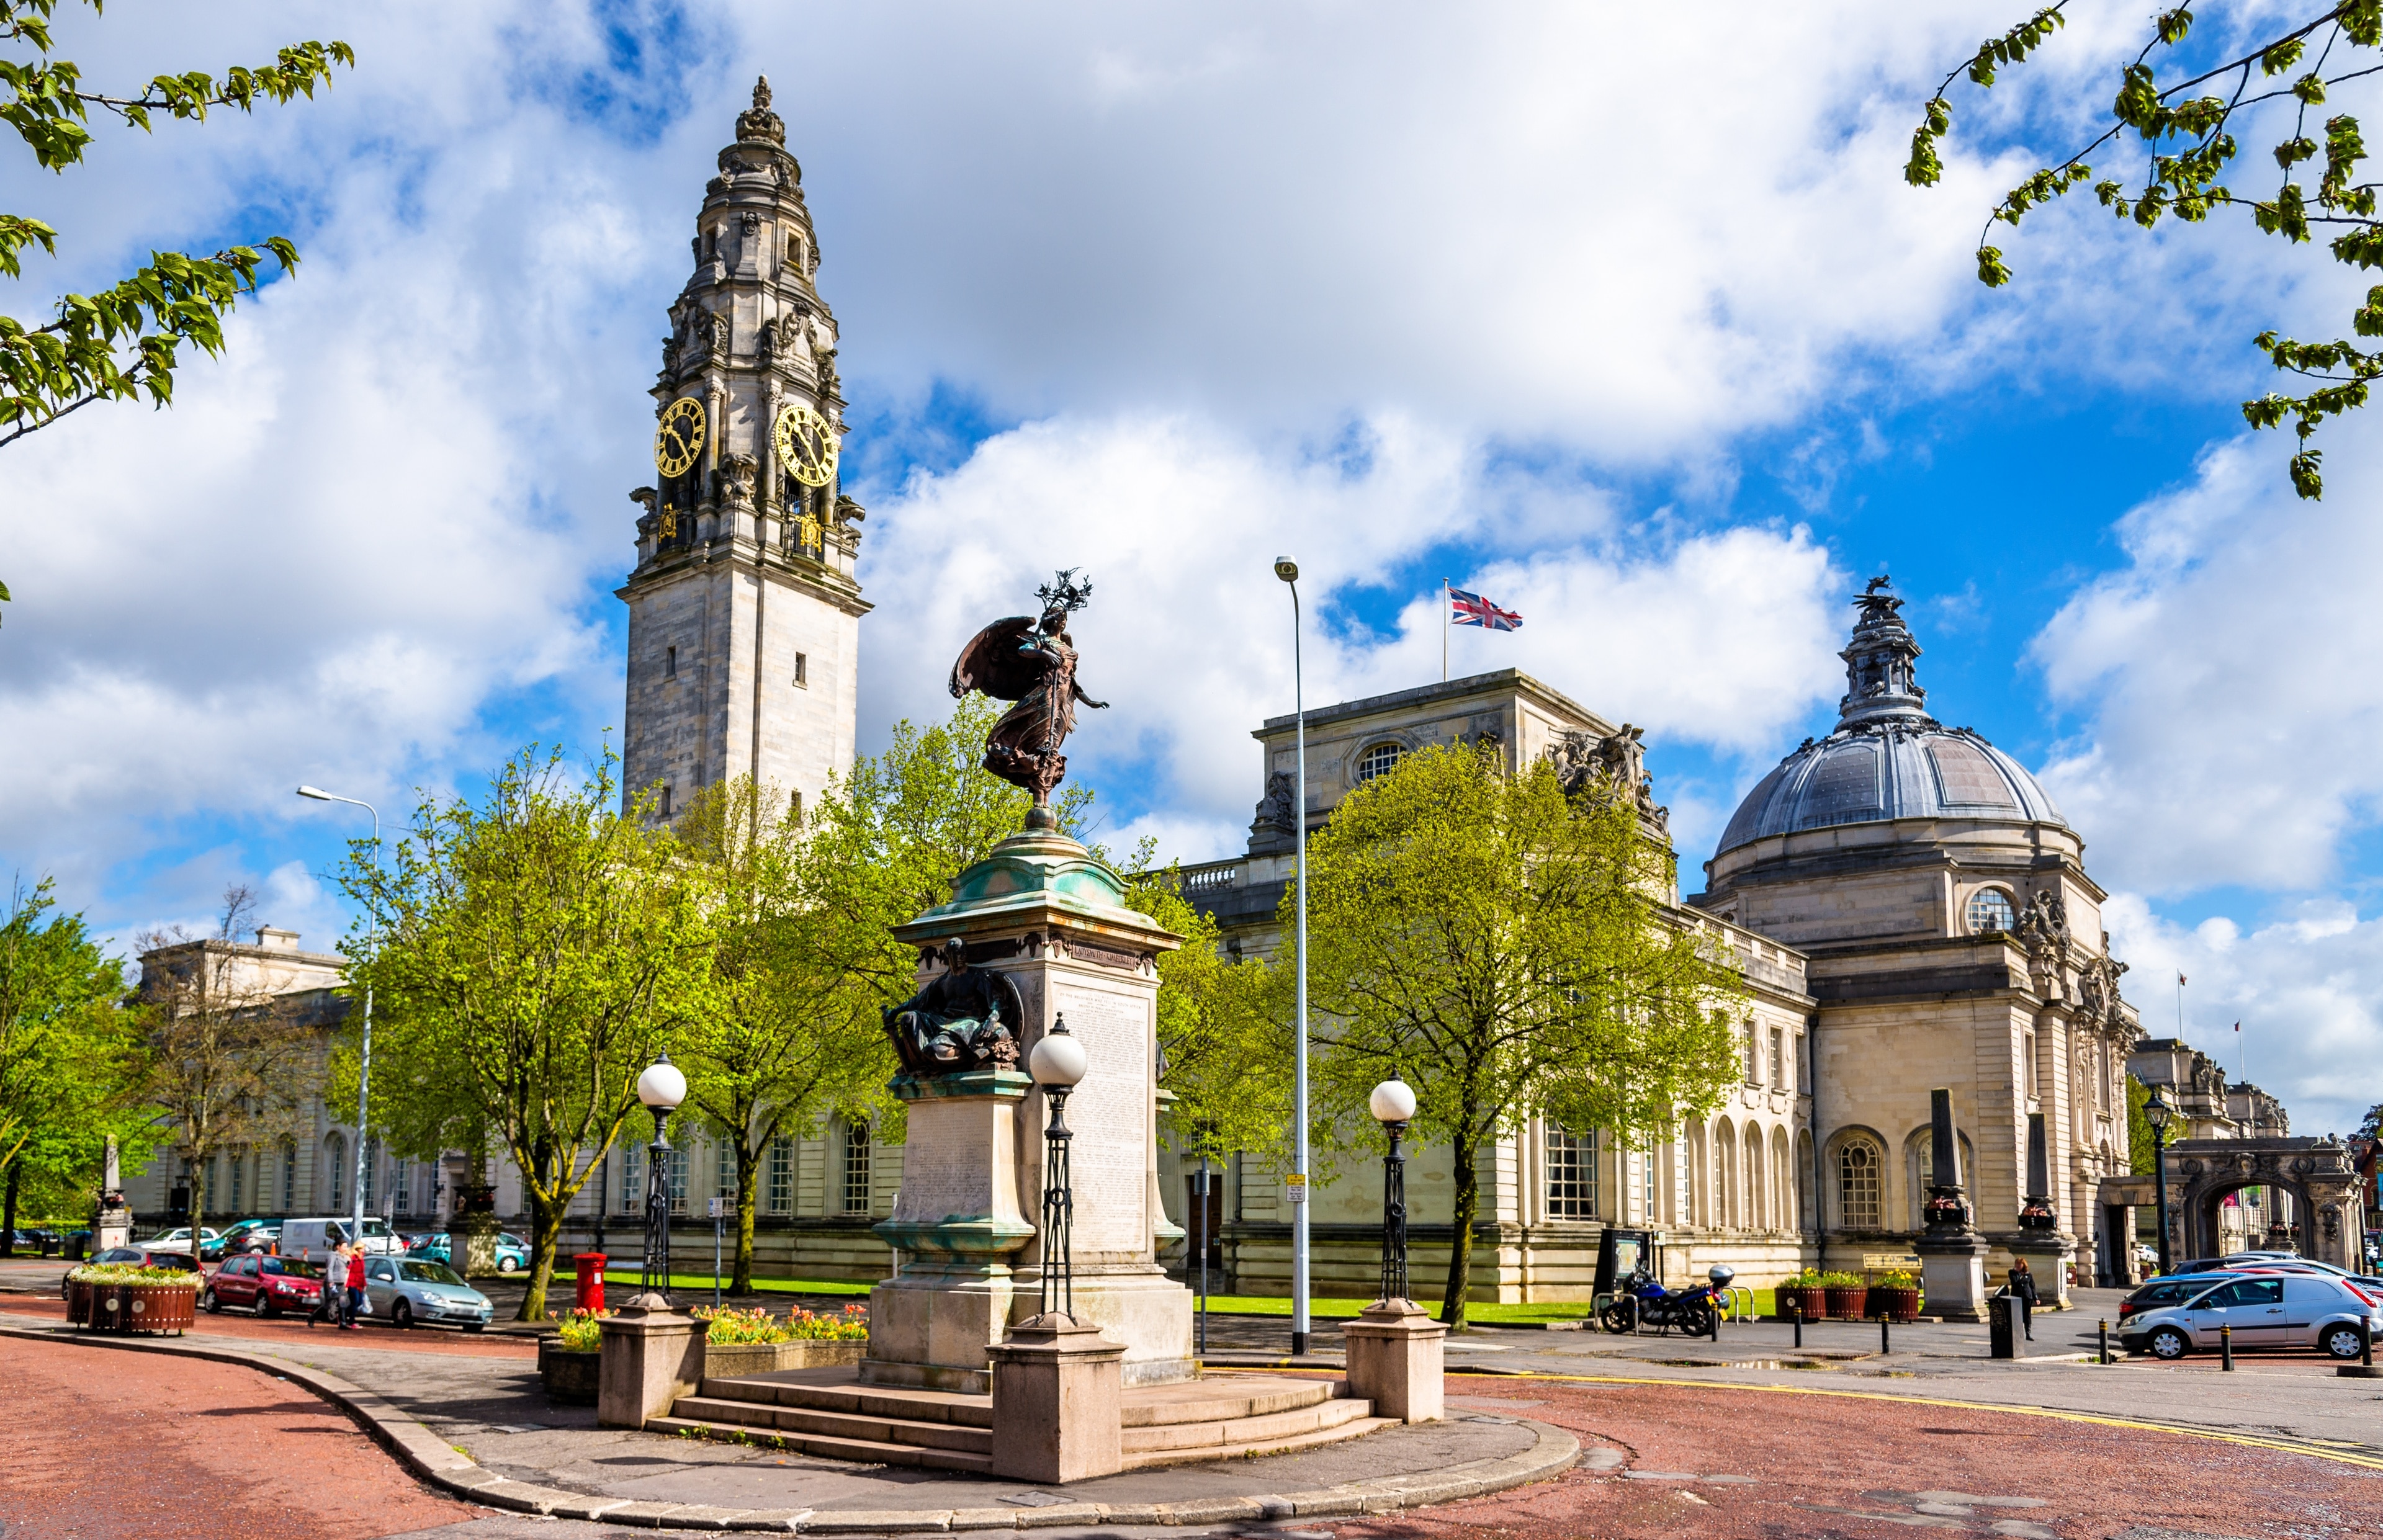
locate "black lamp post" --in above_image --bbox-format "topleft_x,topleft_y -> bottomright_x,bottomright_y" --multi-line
1369,1077 -> 1417,1304
637,1051 -> 687,1303
1030,1014 -> 1088,1321
1193,1150 -> 1213,1354
2145,1084 -> 2176,1275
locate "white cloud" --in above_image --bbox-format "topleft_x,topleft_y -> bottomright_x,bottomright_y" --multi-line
2031,434 -> 2383,894
2104,893 -> 2382,1140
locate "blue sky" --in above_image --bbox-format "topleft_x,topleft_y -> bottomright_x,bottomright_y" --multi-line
5,1 -> 2378,1132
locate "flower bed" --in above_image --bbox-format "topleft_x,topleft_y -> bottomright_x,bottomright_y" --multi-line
541,1309 -> 608,1403
1869,1269 -> 1923,1323
1819,1271 -> 1869,1322
67,1264 -> 199,1335
1780,1271 -> 1828,1323
695,1304 -> 869,1379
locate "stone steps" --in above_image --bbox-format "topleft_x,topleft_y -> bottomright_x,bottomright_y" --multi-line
660,1371 -> 1385,1474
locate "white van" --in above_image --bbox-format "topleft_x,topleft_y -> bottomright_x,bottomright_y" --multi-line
280,1216 -> 402,1260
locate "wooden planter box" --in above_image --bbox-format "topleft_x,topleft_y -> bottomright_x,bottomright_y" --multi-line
1822,1284 -> 1869,1322
72,1280 -> 197,1335
702,1338 -> 866,1380
539,1338 -> 601,1405
1784,1286 -> 1828,1323
1869,1286 -> 1921,1323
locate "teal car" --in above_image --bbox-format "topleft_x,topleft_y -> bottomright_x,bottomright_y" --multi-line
406,1231 -> 529,1274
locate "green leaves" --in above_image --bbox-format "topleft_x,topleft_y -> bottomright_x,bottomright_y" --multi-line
1976,245 -> 2011,286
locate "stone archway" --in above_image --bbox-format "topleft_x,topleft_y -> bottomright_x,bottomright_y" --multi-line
2166,1138 -> 2366,1269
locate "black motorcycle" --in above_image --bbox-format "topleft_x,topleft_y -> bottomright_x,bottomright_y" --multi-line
1599,1265 -> 1718,1336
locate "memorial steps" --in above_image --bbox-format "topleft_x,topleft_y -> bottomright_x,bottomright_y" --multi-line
648,1367 -> 1396,1472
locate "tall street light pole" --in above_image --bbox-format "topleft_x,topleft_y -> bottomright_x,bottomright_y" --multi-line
1273,558 -> 1311,1358
2145,1085 -> 2177,1275
298,786 -> 379,1252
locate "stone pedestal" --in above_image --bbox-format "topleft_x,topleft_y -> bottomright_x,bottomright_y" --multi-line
864,1069 -> 1035,1394
988,1315 -> 1125,1483
892,828 -> 1194,1387
596,1300 -> 704,1428
95,1199 -> 132,1255
1918,1232 -> 1988,1322
2009,1233 -> 2075,1310
1344,1299 -> 1447,1423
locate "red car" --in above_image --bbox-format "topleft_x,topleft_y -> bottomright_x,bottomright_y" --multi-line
202,1253 -> 323,1318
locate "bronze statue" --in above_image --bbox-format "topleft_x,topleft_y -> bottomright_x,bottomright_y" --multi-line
948,569 -> 1108,828
883,938 -> 1025,1076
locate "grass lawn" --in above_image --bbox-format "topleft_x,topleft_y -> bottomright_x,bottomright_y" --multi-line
1195,1287 -> 1779,1323
600,1271 -> 874,1298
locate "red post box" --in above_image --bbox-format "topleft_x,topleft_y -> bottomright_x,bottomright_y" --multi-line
573,1252 -> 608,1313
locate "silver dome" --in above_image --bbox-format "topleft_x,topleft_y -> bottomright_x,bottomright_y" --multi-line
1715,578 -> 2065,856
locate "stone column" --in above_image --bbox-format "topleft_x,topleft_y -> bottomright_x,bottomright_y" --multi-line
988,1315 -> 1124,1482
1918,1088 -> 1989,1322
598,1303 -> 705,1428
1344,1299 -> 1446,1423
862,1068 -> 1035,1392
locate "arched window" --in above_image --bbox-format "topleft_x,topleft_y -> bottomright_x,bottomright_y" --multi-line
1965,887 -> 2016,934
1355,743 -> 1404,783
1715,1118 -> 1738,1229
324,1133 -> 346,1211
842,1121 -> 871,1214
1744,1124 -> 1766,1230
1839,1140 -> 1882,1229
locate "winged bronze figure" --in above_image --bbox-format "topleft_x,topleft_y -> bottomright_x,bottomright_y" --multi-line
948,569 -> 1107,827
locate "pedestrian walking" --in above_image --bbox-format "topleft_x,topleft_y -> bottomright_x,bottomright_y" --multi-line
309,1243 -> 344,1328
2008,1257 -> 2039,1341
344,1243 -> 369,1330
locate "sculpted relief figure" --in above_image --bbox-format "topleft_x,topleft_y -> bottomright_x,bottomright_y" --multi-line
1547,725 -> 1663,829
949,569 -> 1108,826
882,938 -> 1025,1077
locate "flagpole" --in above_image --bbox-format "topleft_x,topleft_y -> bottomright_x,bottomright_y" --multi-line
1442,580 -> 1449,684
2176,973 -> 2184,1039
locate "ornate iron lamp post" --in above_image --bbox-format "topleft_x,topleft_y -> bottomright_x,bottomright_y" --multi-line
636,1052 -> 686,1302
1274,557 -> 1311,1356
2145,1085 -> 2177,1274
1369,1078 -> 1416,1304
1029,1014 -> 1088,1320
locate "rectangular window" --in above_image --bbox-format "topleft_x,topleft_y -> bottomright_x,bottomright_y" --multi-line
666,1147 -> 688,1216
665,645 -> 677,678
794,652 -> 809,687
230,1152 -> 245,1213
282,1147 -> 296,1212
661,784 -> 673,817
1744,1025 -> 1762,1086
788,789 -> 804,825
768,1138 -> 793,1215
1545,1125 -> 1597,1219
717,1142 -> 737,1201
1769,1027 -> 1785,1091
843,1122 -> 872,1215
621,1145 -> 644,1212
361,1140 -> 377,1214
1641,1147 -> 1659,1221
393,1159 -> 410,1215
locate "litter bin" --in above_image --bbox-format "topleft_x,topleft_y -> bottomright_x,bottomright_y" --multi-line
573,1252 -> 608,1314
1989,1292 -> 2020,1359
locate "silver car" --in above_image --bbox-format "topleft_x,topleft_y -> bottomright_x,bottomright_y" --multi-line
2120,1271 -> 2382,1360
361,1255 -> 496,1332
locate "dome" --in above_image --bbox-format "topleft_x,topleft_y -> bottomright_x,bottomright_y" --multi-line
1715,578 -> 2065,857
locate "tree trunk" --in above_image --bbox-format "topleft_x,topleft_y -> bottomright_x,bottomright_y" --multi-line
2,1158 -> 18,1258
1441,1126 -> 1478,1331
191,1158 -> 207,1276
520,1181 -> 561,1322
733,1142 -> 758,1296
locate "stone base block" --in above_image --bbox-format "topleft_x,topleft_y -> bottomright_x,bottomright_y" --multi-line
1026,1268 -> 1194,1386
598,1302 -> 704,1428
989,1315 -> 1124,1483
2008,1237 -> 2074,1310
1918,1235 -> 1988,1323
863,1267 -> 1018,1390
1344,1299 -> 1446,1423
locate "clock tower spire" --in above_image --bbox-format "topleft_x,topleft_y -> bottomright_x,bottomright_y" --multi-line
619,76 -> 868,821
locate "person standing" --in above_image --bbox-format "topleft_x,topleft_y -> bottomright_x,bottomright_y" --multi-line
344,1243 -> 369,1330
2008,1257 -> 2039,1341
310,1243 -> 345,1328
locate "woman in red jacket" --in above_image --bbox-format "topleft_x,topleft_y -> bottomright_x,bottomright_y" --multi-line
343,1243 -> 368,1329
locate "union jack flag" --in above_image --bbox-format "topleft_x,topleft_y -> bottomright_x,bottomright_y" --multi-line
1449,587 -> 1522,631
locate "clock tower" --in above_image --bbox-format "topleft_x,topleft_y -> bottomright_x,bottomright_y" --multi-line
619,78 -> 868,821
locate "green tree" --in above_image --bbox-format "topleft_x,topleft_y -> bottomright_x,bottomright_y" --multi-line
2129,1072 -> 2158,1175
1908,2 -> 2383,499
135,884 -> 319,1264
341,748 -> 711,1320
671,776 -> 896,1295
1294,744 -> 1745,1328
0,874 -> 141,1248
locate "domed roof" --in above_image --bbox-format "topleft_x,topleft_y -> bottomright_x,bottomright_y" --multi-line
1715,578 -> 2064,856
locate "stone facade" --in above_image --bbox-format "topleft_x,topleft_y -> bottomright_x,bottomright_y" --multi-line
618,78 -> 869,821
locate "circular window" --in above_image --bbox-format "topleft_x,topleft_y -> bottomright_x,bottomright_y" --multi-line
1966,887 -> 2016,934
1355,743 -> 1404,783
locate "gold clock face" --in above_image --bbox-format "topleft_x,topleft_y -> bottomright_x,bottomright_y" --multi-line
774,403 -> 840,488
654,396 -> 706,477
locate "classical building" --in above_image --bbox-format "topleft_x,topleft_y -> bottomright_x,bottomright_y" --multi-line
618,76 -> 869,824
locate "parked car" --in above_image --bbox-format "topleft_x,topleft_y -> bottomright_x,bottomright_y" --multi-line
2120,1272 -> 2383,1360
202,1253 -> 323,1318
65,1246 -> 202,1297
143,1227 -> 225,1261
359,1254 -> 495,1330
406,1231 -> 529,1274
280,1216 -> 403,1260
218,1219 -> 281,1254
2117,1275 -> 2222,1322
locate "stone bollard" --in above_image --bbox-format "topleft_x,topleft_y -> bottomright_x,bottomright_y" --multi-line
597,1300 -> 706,1429
989,1314 -> 1126,1482
1344,1298 -> 1447,1424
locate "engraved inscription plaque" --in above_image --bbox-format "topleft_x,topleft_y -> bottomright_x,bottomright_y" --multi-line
1048,982 -> 1151,1259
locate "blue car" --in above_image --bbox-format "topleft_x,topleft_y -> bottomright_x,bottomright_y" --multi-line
406,1231 -> 530,1274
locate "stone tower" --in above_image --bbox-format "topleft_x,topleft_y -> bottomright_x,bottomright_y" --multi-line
618,77 -> 869,821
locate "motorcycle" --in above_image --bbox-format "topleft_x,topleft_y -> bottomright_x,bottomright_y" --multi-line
1599,1265 -> 1719,1336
